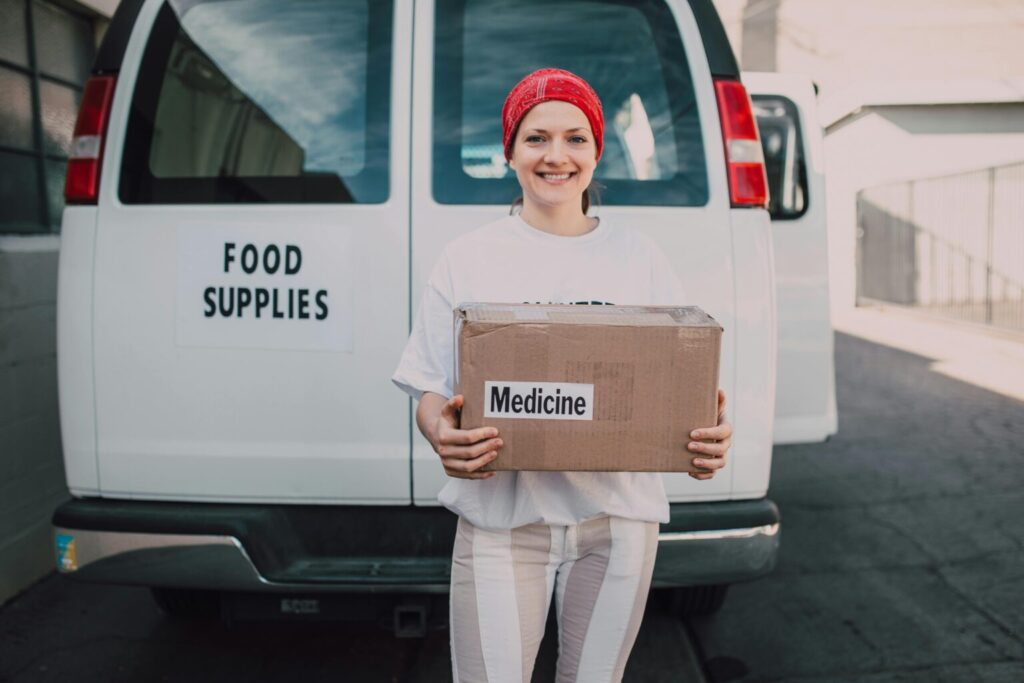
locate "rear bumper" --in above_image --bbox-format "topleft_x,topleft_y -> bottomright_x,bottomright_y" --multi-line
53,498 -> 779,592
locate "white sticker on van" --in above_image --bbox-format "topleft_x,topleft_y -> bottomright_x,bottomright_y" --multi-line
176,224 -> 353,352
484,381 -> 594,420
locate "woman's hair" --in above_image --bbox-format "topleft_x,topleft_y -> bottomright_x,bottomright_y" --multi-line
509,183 -> 602,215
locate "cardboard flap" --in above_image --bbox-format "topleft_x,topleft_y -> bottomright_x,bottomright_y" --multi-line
457,302 -> 722,329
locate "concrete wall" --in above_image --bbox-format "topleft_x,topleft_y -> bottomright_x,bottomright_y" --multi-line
0,237 -> 68,606
824,102 -> 1024,311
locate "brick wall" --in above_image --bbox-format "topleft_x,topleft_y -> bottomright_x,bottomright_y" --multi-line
0,236 -> 69,606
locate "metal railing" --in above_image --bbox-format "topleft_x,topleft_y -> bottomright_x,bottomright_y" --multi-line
857,161 -> 1024,332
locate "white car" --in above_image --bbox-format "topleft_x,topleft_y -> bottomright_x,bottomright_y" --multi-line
53,0 -> 835,625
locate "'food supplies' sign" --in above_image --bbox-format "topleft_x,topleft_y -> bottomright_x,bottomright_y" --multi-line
484,381 -> 594,420
176,223 -> 353,351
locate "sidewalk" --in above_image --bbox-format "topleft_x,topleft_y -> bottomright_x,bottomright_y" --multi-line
833,304 -> 1024,402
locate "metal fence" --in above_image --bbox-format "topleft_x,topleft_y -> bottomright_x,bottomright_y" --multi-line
857,161 -> 1024,332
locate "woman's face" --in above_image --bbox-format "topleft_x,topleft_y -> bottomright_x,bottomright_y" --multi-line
508,100 -> 598,211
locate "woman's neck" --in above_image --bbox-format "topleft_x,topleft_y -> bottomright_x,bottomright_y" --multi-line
519,201 -> 598,237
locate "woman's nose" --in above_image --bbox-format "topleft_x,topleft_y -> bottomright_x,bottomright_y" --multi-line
544,139 -> 568,164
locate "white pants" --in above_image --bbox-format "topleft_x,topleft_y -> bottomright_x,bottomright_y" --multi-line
449,515 -> 659,683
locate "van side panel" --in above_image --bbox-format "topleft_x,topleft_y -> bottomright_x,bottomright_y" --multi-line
56,206 -> 100,494
728,208 -> 776,498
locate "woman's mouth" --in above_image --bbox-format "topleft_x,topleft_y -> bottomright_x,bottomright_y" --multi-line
537,171 -> 576,185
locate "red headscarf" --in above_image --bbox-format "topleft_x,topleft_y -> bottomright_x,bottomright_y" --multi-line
501,68 -> 605,162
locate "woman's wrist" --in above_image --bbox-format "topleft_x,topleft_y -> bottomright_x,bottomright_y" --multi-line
416,392 -> 447,447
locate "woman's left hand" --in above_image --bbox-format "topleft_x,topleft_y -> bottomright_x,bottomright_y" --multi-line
686,389 -> 732,480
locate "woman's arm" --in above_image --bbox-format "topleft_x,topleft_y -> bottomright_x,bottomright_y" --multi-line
417,392 -> 503,480
686,389 -> 733,480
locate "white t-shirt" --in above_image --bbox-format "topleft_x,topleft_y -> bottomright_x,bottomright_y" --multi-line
391,213 -> 687,530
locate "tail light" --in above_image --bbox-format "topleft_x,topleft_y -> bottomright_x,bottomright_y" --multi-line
64,75 -> 116,204
714,78 -> 768,208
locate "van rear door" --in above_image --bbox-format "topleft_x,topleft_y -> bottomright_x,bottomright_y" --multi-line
91,0 -> 412,502
410,0 -> 745,502
745,72 -> 838,444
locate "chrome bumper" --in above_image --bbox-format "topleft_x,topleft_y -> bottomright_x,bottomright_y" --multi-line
53,526 -> 453,593
652,523 -> 780,587
54,520 -> 780,593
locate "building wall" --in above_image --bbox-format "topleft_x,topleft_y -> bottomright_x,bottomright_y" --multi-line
714,0 -> 1024,98
713,0 -> 1024,312
772,0 -> 1024,103
0,236 -> 66,605
0,0 -> 112,606
824,103 -> 1024,311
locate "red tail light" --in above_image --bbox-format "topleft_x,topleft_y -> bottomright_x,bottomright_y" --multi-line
64,75 -> 116,204
714,78 -> 768,208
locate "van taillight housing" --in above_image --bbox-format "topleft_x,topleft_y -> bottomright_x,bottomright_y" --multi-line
714,78 -> 768,208
64,74 -> 116,204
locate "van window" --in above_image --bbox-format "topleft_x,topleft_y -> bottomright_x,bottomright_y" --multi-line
433,0 -> 708,207
120,0 -> 392,204
752,95 -> 808,220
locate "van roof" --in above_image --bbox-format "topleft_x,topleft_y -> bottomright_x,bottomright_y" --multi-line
91,0 -> 739,79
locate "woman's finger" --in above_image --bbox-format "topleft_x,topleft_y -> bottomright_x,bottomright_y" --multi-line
443,460 -> 497,480
437,438 -> 504,460
688,440 -> 729,457
691,455 -> 725,470
443,450 -> 498,473
690,422 -> 732,442
445,469 -> 496,480
459,471 -> 496,480
439,425 -> 499,447
688,471 -> 716,480
717,389 -> 727,416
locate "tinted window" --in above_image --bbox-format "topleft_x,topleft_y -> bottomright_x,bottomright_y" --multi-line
120,0 -> 392,204
433,0 -> 708,207
752,95 -> 808,220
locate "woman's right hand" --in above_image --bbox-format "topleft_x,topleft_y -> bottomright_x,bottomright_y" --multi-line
420,394 -> 502,480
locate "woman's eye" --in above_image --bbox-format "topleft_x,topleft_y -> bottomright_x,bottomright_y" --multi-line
525,135 -> 544,143
569,136 -> 587,144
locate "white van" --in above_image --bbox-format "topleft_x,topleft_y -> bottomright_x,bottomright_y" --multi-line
53,0 -> 835,622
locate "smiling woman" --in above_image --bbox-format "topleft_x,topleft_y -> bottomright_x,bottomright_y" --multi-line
392,67 -> 733,682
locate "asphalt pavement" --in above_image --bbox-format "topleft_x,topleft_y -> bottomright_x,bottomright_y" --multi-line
0,306 -> 1022,682
691,308 -> 1024,682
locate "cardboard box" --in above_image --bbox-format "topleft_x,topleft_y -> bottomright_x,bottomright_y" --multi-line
455,303 -> 722,472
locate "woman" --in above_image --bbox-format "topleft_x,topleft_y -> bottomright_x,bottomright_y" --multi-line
392,68 -> 732,682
